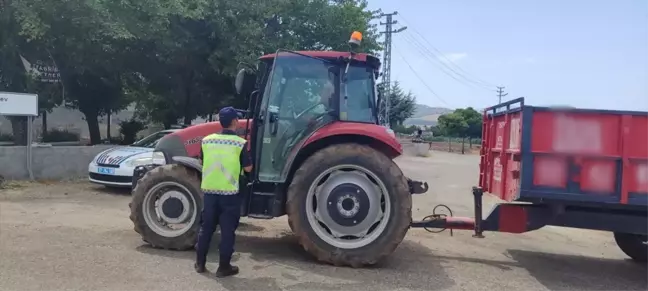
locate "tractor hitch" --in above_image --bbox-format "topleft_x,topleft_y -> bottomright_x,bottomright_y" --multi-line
407,178 -> 429,194
409,187 -> 486,238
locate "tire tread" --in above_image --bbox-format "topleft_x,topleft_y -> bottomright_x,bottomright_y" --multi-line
286,143 -> 411,267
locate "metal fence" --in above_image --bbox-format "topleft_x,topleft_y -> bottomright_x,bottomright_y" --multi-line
398,135 -> 481,155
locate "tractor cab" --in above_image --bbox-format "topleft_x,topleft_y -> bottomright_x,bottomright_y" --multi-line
239,50 -> 384,181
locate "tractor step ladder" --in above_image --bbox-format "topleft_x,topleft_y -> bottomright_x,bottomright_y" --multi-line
247,191 -> 280,218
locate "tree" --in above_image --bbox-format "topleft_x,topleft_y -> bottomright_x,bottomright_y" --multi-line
0,0 -> 60,145
436,107 -> 482,138
8,0 -> 383,139
128,0 -> 382,127
455,107 -> 482,138
393,124 -> 418,135
11,0 -> 205,143
383,81 -> 416,127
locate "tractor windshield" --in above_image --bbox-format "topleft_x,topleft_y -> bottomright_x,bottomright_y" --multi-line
263,52 -> 338,119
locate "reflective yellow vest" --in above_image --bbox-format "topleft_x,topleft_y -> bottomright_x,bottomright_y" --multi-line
200,133 -> 246,195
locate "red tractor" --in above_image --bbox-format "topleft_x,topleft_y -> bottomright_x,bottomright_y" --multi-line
128,32 -> 429,267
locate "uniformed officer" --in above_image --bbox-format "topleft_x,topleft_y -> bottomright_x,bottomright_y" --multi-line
194,106 -> 253,277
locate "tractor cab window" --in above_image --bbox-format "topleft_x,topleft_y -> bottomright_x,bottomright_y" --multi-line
257,52 -> 338,182
265,58 -> 337,120
343,65 -> 377,124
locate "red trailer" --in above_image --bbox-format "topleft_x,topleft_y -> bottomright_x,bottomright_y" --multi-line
414,98 -> 648,262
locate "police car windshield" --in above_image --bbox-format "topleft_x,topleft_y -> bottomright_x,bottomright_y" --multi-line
132,131 -> 172,148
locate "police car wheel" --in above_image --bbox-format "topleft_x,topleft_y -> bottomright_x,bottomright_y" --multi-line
129,164 -> 203,251
286,143 -> 412,267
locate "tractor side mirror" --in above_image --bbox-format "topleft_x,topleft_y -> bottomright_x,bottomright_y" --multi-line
376,90 -> 384,111
235,68 -> 247,95
235,68 -> 257,98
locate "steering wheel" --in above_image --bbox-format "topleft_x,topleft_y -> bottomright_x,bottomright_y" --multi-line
294,102 -> 322,120
271,109 -> 333,170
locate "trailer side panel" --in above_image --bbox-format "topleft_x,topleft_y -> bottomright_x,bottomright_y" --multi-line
480,99 -> 648,207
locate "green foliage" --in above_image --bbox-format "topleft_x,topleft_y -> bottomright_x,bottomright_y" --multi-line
437,107 -> 482,138
0,133 -> 14,142
3,0 -> 386,140
0,0 -> 62,145
119,119 -> 147,145
393,124 -> 418,135
41,129 -> 80,142
381,81 -> 417,127
428,125 -> 443,137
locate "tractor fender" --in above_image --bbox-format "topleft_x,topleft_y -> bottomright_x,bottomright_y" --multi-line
171,156 -> 202,173
281,122 -> 403,182
303,122 -> 402,158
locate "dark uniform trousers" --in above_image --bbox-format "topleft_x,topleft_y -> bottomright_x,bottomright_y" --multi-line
195,193 -> 242,266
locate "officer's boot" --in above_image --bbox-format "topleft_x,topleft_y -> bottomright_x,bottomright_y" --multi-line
194,262 -> 207,274
194,253 -> 207,273
215,264 -> 239,278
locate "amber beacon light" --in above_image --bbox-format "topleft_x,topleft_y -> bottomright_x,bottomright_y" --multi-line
349,31 -> 363,46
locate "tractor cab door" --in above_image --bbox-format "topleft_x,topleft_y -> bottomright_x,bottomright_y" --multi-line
254,51 -> 339,183
244,51 -> 338,218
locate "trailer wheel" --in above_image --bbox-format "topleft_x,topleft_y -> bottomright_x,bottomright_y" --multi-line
614,232 -> 648,262
129,164 -> 203,250
286,143 -> 412,267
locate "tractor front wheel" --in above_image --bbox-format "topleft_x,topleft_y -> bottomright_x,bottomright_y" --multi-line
129,164 -> 203,250
287,143 -> 412,267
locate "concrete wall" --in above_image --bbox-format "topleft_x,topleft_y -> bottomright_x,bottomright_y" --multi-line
0,145 -> 114,180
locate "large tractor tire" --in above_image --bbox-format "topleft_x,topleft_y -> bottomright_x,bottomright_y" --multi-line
129,164 -> 203,250
286,143 -> 412,267
614,232 -> 648,262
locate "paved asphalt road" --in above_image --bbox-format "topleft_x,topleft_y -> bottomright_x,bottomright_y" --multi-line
0,151 -> 646,291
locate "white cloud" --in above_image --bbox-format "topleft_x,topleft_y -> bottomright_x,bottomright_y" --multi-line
441,53 -> 468,63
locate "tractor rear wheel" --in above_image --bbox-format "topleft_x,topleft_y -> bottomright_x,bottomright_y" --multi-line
286,143 -> 412,267
614,232 -> 648,262
129,164 -> 203,250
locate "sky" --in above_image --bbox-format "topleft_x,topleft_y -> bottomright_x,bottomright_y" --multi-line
366,0 -> 648,111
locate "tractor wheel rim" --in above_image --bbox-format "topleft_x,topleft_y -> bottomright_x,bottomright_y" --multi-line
142,181 -> 197,238
305,164 -> 391,249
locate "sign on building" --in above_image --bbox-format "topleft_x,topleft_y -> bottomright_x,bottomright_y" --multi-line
19,55 -> 61,83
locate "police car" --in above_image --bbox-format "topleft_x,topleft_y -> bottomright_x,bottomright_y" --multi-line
88,129 -> 178,187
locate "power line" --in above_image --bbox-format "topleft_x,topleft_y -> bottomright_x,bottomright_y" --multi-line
401,33 -> 495,92
397,12 -> 499,90
378,11 -> 407,126
394,49 -> 449,106
497,86 -> 508,104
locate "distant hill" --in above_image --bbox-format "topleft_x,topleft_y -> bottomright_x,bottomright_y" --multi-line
403,104 -> 453,126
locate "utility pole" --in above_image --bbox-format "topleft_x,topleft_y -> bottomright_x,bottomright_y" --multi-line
496,86 -> 508,104
379,11 -> 406,127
